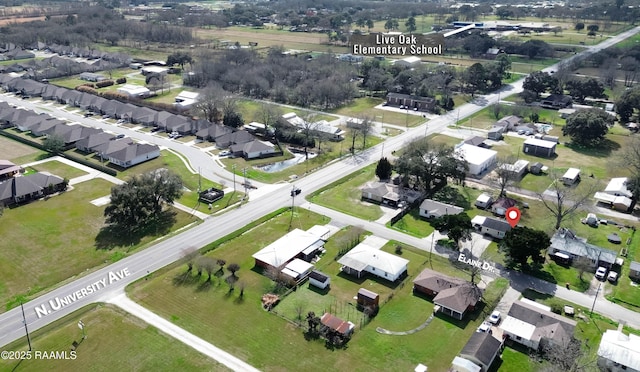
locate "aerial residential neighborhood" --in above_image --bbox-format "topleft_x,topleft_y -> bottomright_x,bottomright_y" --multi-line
0,0 -> 639,371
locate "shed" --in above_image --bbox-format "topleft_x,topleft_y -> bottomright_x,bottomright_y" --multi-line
562,168 -> 581,186
357,288 -> 380,309
308,270 -> 331,289
487,126 -> 503,140
475,193 -> 493,209
630,261 -> 640,281
456,144 -> 497,176
529,162 -> 544,175
523,138 -> 556,158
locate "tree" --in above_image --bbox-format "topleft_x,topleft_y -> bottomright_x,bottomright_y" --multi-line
181,247 -> 200,272
616,84 -> 640,123
499,226 -> 550,267
535,176 -> 599,230
43,134 -> 64,153
621,135 -> 640,198
227,263 -> 240,278
306,311 -> 321,333
494,156 -> 519,197
359,116 -> 373,150
223,111 -> 244,128
395,140 -> 467,198
431,213 -> 473,249
300,114 -> 318,160
260,103 -> 280,136
462,63 -> 486,97
562,108 -> 612,146
104,169 -> 183,234
575,256 -> 592,281
405,16 -> 416,33
538,337 -> 589,372
564,78 -> 606,103
375,157 -> 393,180
587,24 -> 600,32
522,71 -> 558,98
198,256 -> 217,282
193,84 -> 226,123
575,22 -> 585,31
167,52 -> 193,70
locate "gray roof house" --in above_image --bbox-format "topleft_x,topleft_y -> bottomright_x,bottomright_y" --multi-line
77,92 -> 98,110
229,139 -> 277,159
550,228 -> 617,269
75,132 -> 116,153
457,332 -> 503,372
413,268 -> 482,320
100,100 -> 122,117
93,138 -> 133,158
14,112 -> 48,132
59,90 -> 82,105
195,123 -> 233,141
30,119 -> 65,137
89,96 -> 108,113
153,111 -> 174,130
630,261 -> 640,281
495,115 -> 522,131
471,215 -> 511,239
419,199 -> 464,218
500,300 -> 577,350
0,172 -> 65,206
165,115 -> 192,134
61,126 -> 103,144
114,103 -> 138,121
131,106 -> 157,126
215,130 -> 254,149
107,143 -> 160,168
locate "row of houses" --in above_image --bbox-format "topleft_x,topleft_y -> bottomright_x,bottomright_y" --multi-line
0,102 -> 160,168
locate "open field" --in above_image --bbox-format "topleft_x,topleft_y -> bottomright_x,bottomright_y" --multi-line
330,97 -> 427,127
236,99 -> 337,123
30,160 -> 88,180
0,304 -> 226,372
0,178 -> 199,312
0,135 -> 47,164
128,203 -> 509,371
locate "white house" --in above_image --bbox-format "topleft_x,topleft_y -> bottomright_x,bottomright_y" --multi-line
252,228 -> 325,269
419,199 -> 463,218
337,242 -> 409,282
604,177 -> 633,198
280,258 -> 314,282
598,328 -> 640,372
471,215 -> 511,239
174,91 -> 199,108
107,143 -> 160,168
561,168 -> 581,186
497,159 -> 529,180
456,144 -> 497,176
594,177 -> 633,211
394,56 -> 422,68
475,193 -> 493,209
117,84 -> 151,98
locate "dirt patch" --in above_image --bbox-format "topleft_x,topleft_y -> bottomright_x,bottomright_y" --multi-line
0,15 -> 44,26
197,28 -> 327,45
0,135 -> 39,162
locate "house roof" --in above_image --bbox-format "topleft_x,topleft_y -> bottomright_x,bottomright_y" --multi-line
320,313 -> 352,335
542,94 -> 572,104
413,268 -> 468,292
93,138 -> 133,156
0,160 -> 20,177
463,136 -> 486,147
451,357 -> 481,372
215,130 -> 255,147
252,228 -> 324,268
434,284 -> 482,314
386,92 -> 435,103
499,160 -> 529,173
551,228 -> 617,264
460,332 -> 502,367
108,143 -> 159,163
117,84 -> 150,96
597,330 -> 640,371
524,138 -> 556,149
0,172 -> 64,202
456,144 -> 497,166
240,140 -> 274,154
196,124 -> 233,139
630,261 -> 640,272
361,181 -> 400,201
308,270 -> 329,283
496,115 -> 522,126
492,197 -> 517,210
76,132 -> 115,151
563,168 -> 580,179
419,199 -> 463,216
506,300 -> 577,345
476,216 -> 512,233
337,243 -> 409,275
605,177 -> 632,198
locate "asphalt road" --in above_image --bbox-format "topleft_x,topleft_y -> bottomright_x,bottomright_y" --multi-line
0,25 -> 638,348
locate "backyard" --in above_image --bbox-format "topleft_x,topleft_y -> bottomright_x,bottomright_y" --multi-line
0,135 -> 47,164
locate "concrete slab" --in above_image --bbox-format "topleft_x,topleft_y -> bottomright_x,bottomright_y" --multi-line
361,235 -> 389,250
90,195 -> 111,206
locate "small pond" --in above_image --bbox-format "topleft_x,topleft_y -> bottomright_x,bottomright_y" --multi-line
257,152 -> 317,173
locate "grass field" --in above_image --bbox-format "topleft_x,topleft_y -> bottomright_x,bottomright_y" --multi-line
0,179 -> 199,312
0,304 -> 226,372
30,160 -> 88,180
128,203 -> 510,371
0,135 -> 47,164
309,163 -> 383,221
236,99 -> 337,123
331,97 -> 427,127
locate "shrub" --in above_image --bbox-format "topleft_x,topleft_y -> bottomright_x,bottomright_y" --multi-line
76,85 -> 98,95
115,77 -> 126,84
96,80 -> 115,88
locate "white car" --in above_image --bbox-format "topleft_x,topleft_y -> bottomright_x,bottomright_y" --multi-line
607,271 -> 618,283
595,266 -> 608,281
476,322 -> 491,333
488,311 -> 501,325
219,150 -> 231,157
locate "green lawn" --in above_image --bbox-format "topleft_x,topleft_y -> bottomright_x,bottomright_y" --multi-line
608,230 -> 640,309
31,160 -> 88,180
309,163 -> 383,221
388,208 -> 435,238
0,134 -> 47,164
220,135 -> 383,184
0,304 -> 226,372
0,179 -> 199,312
128,203 -> 510,371
236,99 -> 337,123
330,97 -> 426,127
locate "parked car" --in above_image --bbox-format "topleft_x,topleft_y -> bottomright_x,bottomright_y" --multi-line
607,271 -> 618,283
476,322 -> 491,333
116,119 -> 125,124
219,150 -> 231,157
84,112 -> 94,117
488,311 -> 501,325
595,266 -> 608,281
115,134 -> 125,139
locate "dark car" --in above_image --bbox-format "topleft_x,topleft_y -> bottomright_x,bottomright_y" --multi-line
290,188 -> 302,197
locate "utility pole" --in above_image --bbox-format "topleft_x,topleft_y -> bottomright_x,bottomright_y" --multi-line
591,282 -> 601,314
289,184 -> 296,230
242,167 -> 248,199
231,164 -> 236,194
20,301 -> 32,351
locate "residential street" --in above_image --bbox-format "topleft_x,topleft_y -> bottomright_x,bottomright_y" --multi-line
0,25 -> 638,369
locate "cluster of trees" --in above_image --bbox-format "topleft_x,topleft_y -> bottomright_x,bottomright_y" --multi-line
180,249 -> 244,292
499,227 -> 551,268
188,49 -> 357,109
520,71 -> 606,104
562,108 -> 613,146
0,6 -> 192,49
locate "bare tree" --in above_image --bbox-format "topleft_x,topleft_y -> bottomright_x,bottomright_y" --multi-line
260,103 -> 280,136
300,113 -> 318,160
535,174 -> 599,231
199,256 -> 217,282
193,84 -> 226,123
537,337 -> 596,372
181,247 -> 200,272
494,155 -> 520,197
359,116 -> 373,150
575,256 -> 592,281
294,300 -> 306,324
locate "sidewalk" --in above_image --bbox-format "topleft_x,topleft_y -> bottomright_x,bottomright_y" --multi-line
108,292 -> 261,372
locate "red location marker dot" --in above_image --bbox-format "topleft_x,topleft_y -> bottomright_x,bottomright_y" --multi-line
505,207 -> 521,228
